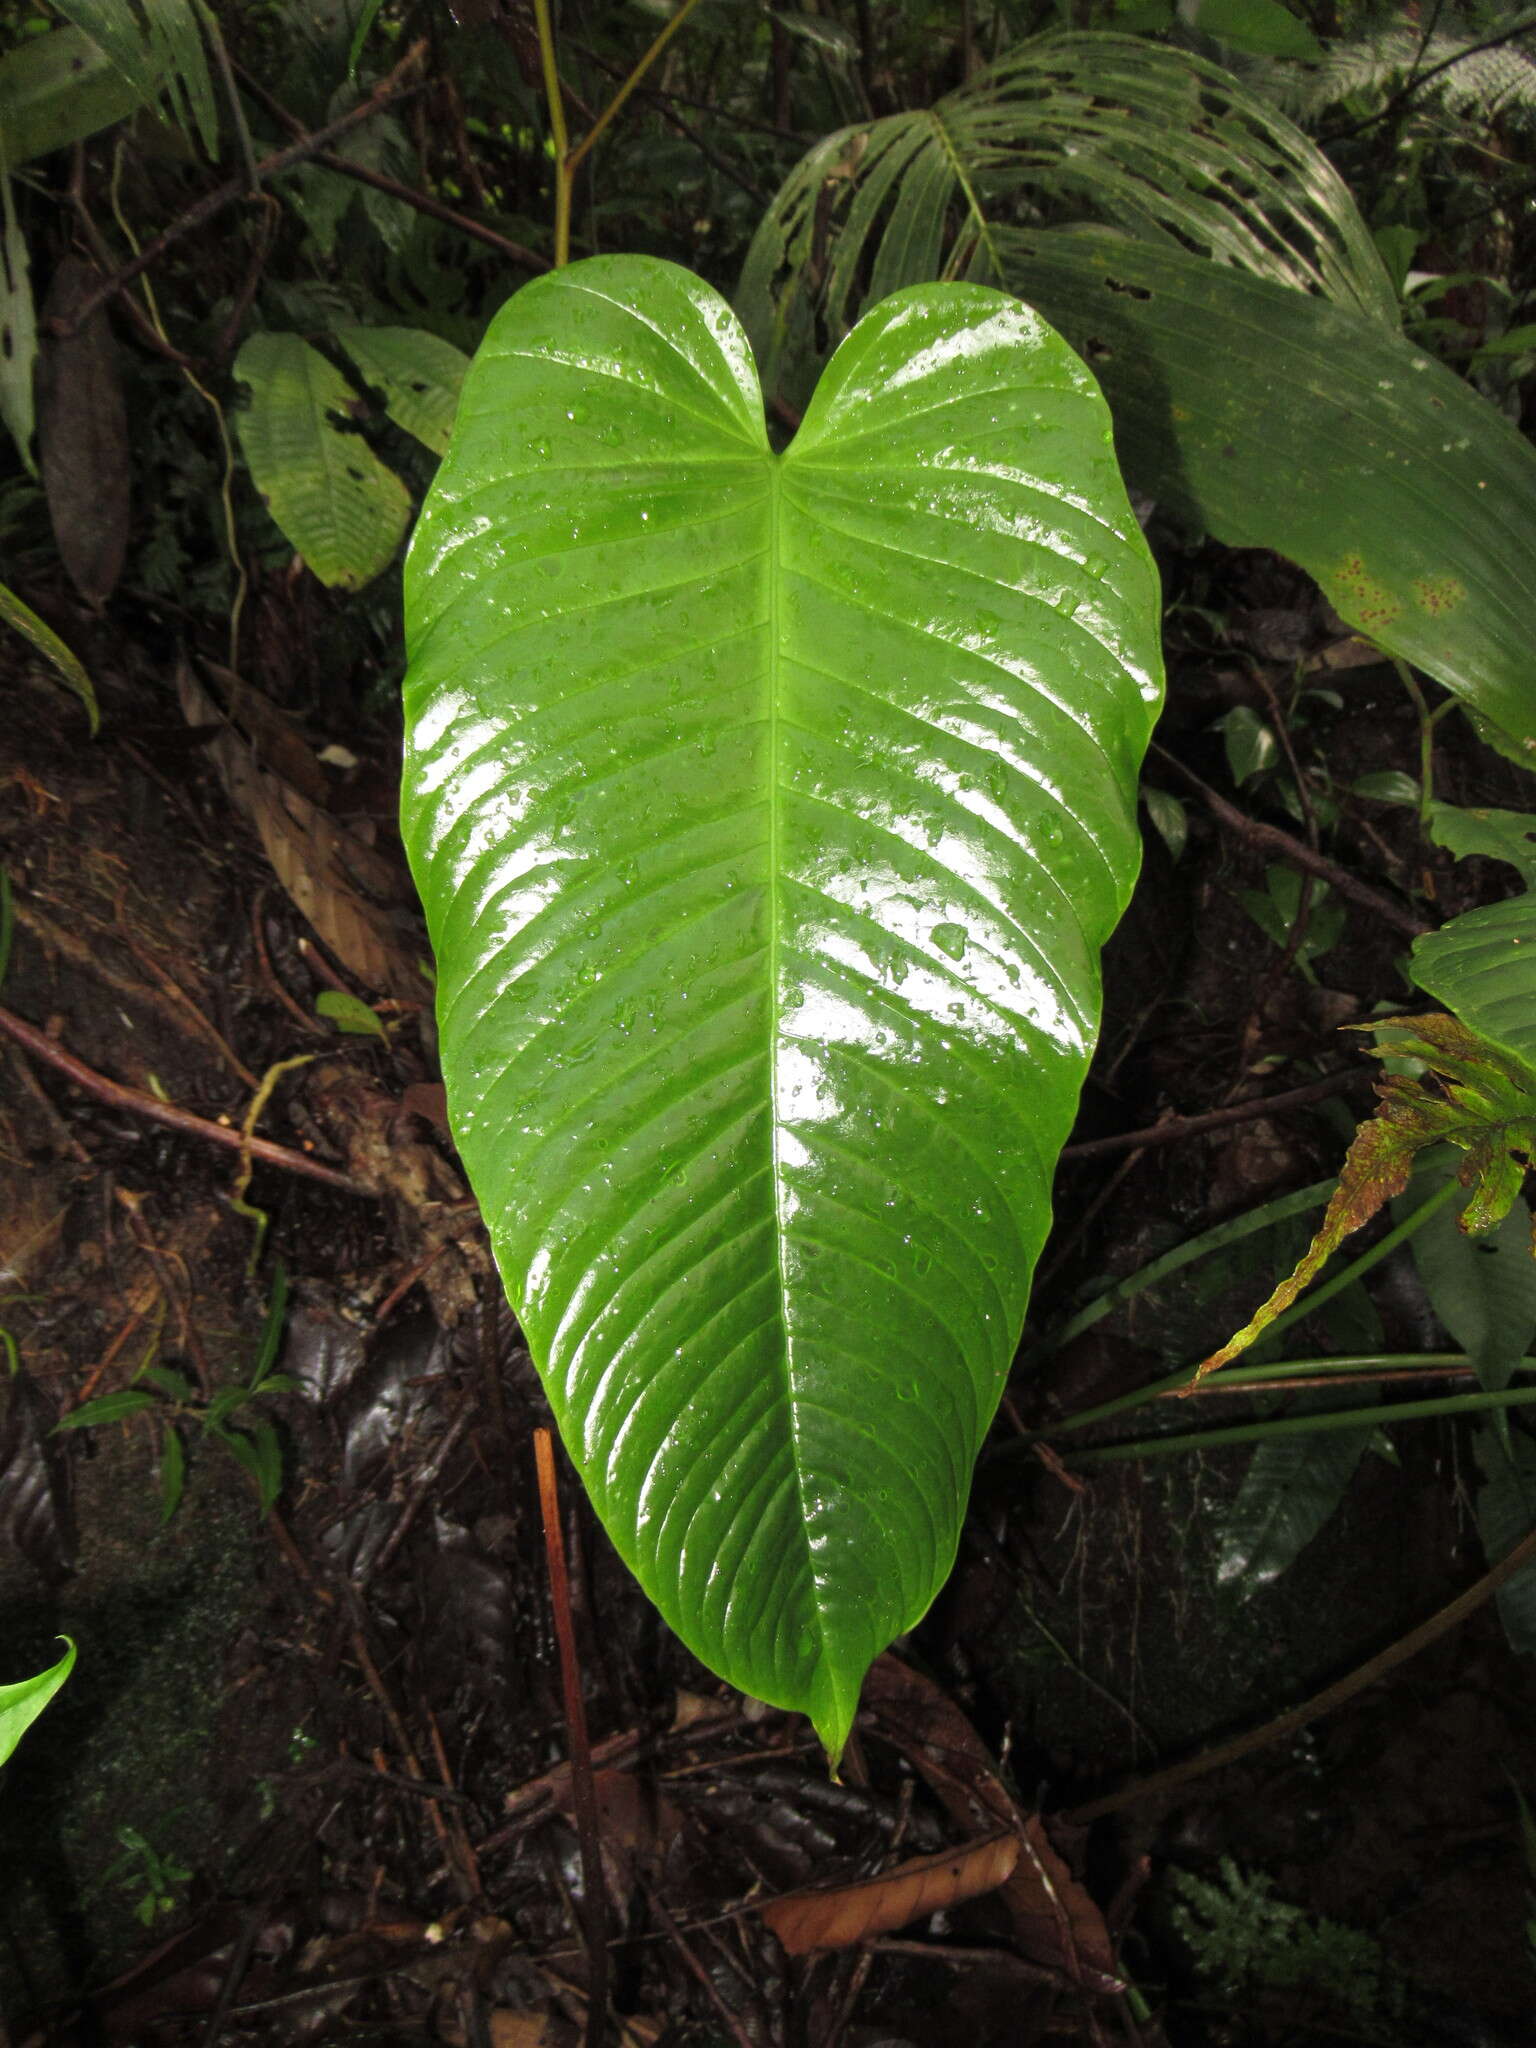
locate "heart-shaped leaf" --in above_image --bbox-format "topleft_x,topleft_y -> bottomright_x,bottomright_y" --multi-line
401,256 -> 1162,1754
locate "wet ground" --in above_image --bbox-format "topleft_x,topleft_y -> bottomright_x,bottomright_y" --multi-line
3,549 -> 1535,2045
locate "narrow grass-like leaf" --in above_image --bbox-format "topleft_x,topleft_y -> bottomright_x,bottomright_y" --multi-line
1476,1422 -> 1536,1656
233,333 -> 410,590
997,227 -> 1536,758
402,256 -> 1163,1754
0,581 -> 98,733
0,176 -> 36,473
334,327 -> 470,456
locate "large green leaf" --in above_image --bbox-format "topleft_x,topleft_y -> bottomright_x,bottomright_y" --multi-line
1412,896 -> 1536,1071
995,228 -> 1536,757
233,332 -> 410,591
740,30 -> 1395,413
401,255 -> 1162,1753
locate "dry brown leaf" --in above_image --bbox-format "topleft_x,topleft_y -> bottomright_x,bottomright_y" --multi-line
199,662 -> 331,805
178,662 -> 424,995
863,1654 -> 1120,1992
37,258 -> 130,608
487,2012 -> 572,2048
305,1061 -> 487,1325
761,1831 -> 1019,1955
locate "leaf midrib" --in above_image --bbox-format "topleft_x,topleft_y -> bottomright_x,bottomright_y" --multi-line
765,450 -> 835,1712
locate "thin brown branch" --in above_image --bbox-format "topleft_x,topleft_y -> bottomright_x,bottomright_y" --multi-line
309,150 -> 548,271
50,43 -> 431,337
1153,745 -> 1430,941
535,1427 -> 610,2048
0,1001 -> 371,1197
1060,1069 -> 1368,1164
1065,1514 -> 1536,1825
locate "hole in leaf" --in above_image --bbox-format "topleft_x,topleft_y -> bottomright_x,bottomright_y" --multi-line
1084,338 -> 1113,363
1104,277 -> 1151,301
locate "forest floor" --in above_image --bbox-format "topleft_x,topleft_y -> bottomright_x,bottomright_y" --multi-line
3,543 -> 1536,2047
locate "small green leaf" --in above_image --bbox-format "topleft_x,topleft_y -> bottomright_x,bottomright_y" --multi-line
140,1364 -> 194,1404
0,1637 -> 75,1767
1143,786 -> 1188,862
1351,769 -> 1420,806
315,988 -> 386,1037
0,580 -> 100,733
159,1425 -> 185,1522
55,1389 -> 157,1429
1187,0 -> 1325,61
217,1419 -> 283,1509
1216,1406 -> 1374,1592
204,1388 -> 251,1429
1219,704 -> 1277,786
334,327 -> 470,457
233,332 -> 410,589
1425,801 -> 1536,889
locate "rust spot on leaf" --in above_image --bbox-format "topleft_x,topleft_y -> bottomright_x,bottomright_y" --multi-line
1412,573 -> 1466,616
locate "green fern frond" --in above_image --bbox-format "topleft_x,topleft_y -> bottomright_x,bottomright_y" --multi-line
1271,21 -> 1536,125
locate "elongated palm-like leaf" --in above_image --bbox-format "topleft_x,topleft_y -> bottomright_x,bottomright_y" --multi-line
996,227 -> 1536,757
52,0 -> 219,159
234,332 -> 410,590
401,257 -> 1162,1753
740,30 -> 1394,411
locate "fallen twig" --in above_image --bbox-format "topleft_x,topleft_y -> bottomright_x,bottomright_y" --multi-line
1151,746 -> 1430,941
535,1426 -> 611,2048
1060,1069 -> 1368,1164
0,1001 -> 371,1196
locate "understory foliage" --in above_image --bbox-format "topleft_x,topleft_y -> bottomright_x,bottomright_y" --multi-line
2,1 -> 1536,2026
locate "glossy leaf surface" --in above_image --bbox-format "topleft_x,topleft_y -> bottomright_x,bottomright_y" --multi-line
997,228 -> 1536,757
0,1636 -> 74,1769
402,256 -> 1162,1752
